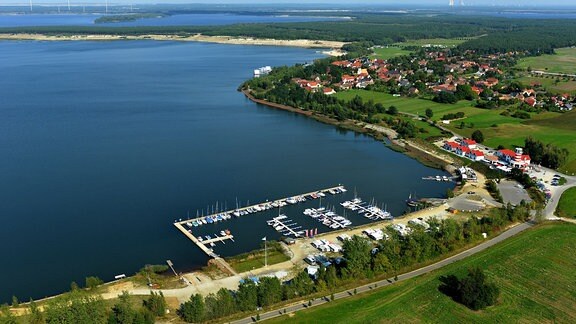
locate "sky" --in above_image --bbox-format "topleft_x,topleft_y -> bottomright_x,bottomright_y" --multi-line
4,1 -> 575,7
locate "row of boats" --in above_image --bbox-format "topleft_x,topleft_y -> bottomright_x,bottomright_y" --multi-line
267,215 -> 304,237
303,207 -> 352,229
340,197 -> 393,220
196,230 -> 232,247
185,213 -> 232,228
179,186 -> 348,227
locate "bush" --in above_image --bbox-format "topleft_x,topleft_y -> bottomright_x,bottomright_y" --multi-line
439,267 -> 500,310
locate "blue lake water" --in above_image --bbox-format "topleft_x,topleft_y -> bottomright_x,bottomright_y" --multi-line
0,40 -> 452,303
0,13 -> 341,27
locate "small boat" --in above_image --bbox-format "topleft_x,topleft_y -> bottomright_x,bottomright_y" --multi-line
406,194 -> 419,207
210,242 -> 216,247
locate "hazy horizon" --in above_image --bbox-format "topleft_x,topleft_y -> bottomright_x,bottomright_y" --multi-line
2,1 -> 576,8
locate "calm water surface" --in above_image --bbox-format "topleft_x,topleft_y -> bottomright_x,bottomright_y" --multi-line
0,40 -> 451,303
0,13 -> 340,27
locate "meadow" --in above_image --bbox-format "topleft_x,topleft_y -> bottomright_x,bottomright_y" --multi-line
516,47 -> 576,74
556,187 -> 576,218
267,222 -> 576,323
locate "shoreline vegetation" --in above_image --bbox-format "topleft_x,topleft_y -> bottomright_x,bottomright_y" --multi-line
0,32 -> 347,50
242,89 -> 454,171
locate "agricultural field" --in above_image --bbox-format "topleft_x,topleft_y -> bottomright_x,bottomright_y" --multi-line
268,222 -> 576,323
335,90 -> 576,173
556,187 -> 576,218
516,47 -> 576,74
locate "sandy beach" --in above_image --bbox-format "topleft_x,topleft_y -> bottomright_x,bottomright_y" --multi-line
0,32 -> 346,51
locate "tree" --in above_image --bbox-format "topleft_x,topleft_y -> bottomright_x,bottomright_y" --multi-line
439,267 -> 500,311
109,291 -> 140,324
258,277 -> 282,307
45,291 -> 107,324
178,294 -> 205,323
342,236 -> 373,279
28,299 -> 45,324
11,296 -> 18,308
471,130 -> 484,143
85,276 -> 104,289
236,280 -> 258,312
387,105 -> 398,115
143,291 -> 167,317
70,281 -> 79,292
0,305 -> 18,324
425,108 -> 434,119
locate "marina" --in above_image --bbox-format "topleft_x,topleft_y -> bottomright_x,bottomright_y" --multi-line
303,207 -> 353,229
340,197 -> 393,220
173,186 -> 347,257
267,215 -> 304,237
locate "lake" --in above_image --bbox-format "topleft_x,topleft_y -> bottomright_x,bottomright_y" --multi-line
0,13 -> 342,28
0,40 -> 452,303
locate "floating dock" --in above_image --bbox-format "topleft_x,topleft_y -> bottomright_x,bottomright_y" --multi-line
267,215 -> 303,237
340,197 -> 392,220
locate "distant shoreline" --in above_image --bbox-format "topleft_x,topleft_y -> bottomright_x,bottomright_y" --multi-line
0,32 -> 346,51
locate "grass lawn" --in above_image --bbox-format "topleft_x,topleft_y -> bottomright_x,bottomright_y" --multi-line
225,247 -> 289,273
516,47 -> 576,74
371,47 -> 412,60
556,187 -> 576,218
267,222 -> 576,323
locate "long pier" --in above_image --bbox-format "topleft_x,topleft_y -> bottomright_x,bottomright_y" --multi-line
173,185 -> 347,257
174,185 -> 346,228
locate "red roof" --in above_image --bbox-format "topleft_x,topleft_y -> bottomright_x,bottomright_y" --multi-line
499,149 -> 516,157
470,150 -> 484,156
460,147 -> 471,153
446,142 -> 460,148
463,139 -> 477,146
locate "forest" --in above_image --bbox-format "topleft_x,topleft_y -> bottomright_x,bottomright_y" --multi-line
2,15 -> 576,54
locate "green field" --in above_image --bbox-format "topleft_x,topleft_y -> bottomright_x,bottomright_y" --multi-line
225,246 -> 289,273
393,38 -> 470,48
556,187 -> 576,218
268,223 -> 576,323
518,76 -> 576,95
517,47 -> 576,74
371,46 -> 412,59
335,90 -> 576,173
371,38 -> 469,59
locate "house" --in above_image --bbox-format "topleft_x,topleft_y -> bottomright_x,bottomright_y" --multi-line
461,138 -> 477,149
323,87 -> 336,95
485,77 -> 499,87
467,149 -> 485,161
456,145 -> 471,157
525,97 -> 537,107
497,148 -> 531,169
443,141 -> 460,152
341,74 -> 355,84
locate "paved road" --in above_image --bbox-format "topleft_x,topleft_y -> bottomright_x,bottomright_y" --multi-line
231,222 -> 534,324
